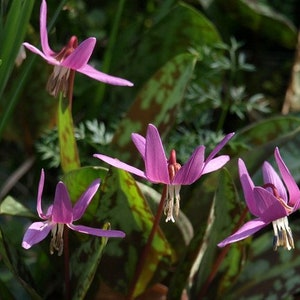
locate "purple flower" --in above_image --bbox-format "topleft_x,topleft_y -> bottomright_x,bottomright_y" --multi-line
218,147 -> 300,250
22,169 -> 125,255
94,124 -> 234,222
23,0 -> 133,97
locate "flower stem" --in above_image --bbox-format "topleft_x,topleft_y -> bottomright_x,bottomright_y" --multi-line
197,206 -> 248,299
64,226 -> 71,300
126,185 -> 167,300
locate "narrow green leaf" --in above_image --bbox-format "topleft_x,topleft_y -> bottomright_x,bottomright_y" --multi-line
70,223 -> 110,300
58,94 -> 80,173
0,196 -> 35,218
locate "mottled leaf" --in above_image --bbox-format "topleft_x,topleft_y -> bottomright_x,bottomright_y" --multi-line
96,168 -> 173,298
112,53 -> 197,162
70,223 -> 110,300
58,93 -> 80,173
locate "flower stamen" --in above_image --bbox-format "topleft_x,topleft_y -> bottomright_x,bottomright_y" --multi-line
272,217 -> 294,251
50,223 -> 64,256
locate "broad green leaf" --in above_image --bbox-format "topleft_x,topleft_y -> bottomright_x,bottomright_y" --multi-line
113,2 -> 221,91
58,94 -> 80,173
0,196 -> 35,218
215,0 -> 297,48
70,223 -> 110,300
96,168 -> 173,298
112,53 -> 197,161
0,227 -> 42,300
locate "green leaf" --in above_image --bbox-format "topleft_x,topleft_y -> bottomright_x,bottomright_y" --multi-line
112,52 -> 197,161
215,0 -> 297,48
0,0 -> 35,98
70,223 -> 110,300
0,227 -> 42,300
58,94 -> 80,173
0,196 -> 35,218
97,168 -> 173,298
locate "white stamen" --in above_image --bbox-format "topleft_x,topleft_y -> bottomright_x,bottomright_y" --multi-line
272,217 -> 294,251
164,185 -> 181,223
50,223 -> 64,256
46,65 -> 70,97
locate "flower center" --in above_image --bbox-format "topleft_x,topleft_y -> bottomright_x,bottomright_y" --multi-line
50,223 -> 64,256
263,183 -> 295,250
164,150 -> 181,222
272,217 -> 294,251
46,36 -> 78,97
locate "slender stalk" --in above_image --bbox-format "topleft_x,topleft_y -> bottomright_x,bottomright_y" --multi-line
63,226 -> 71,300
196,207 -> 248,299
126,185 -> 168,300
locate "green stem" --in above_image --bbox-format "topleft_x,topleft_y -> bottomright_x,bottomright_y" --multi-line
126,185 -> 167,300
93,0 -> 126,108
64,227 -> 71,300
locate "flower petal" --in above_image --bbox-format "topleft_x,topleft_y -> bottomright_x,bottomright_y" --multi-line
262,161 -> 287,203
201,155 -> 230,175
173,145 -> 205,185
61,37 -> 96,70
22,221 -> 53,249
93,154 -> 147,179
68,224 -> 125,238
253,187 -> 288,222
36,169 -> 49,220
144,124 -> 170,184
52,182 -> 73,224
23,42 -> 58,65
238,159 -> 260,216
275,147 -> 300,208
217,218 -> 267,247
132,133 -> 146,159
205,133 -> 234,162
40,0 -> 55,56
73,179 -> 101,221
77,64 -> 134,86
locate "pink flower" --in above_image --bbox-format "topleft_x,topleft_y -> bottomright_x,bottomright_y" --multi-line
23,0 -> 133,97
22,169 -> 125,255
218,147 -> 300,250
94,124 -> 234,222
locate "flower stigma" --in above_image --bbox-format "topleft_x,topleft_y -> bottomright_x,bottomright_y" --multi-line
50,223 -> 64,256
164,149 -> 181,222
46,36 -> 78,97
263,183 -> 295,250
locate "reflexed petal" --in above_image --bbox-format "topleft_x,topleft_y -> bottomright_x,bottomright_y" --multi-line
275,147 -> 300,208
217,218 -> 267,247
68,224 -> 126,238
73,179 -> 101,221
23,43 -> 58,65
132,133 -> 146,159
93,154 -> 147,179
144,124 -> 169,184
40,0 -> 55,56
201,155 -> 230,175
36,169 -> 48,219
22,221 -> 53,249
238,159 -> 260,216
77,64 -> 134,86
253,187 -> 288,222
61,37 -> 96,70
52,182 -> 73,223
205,133 -> 234,162
173,146 -> 205,185
262,161 -> 287,203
